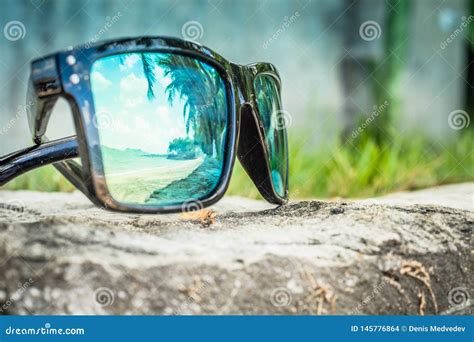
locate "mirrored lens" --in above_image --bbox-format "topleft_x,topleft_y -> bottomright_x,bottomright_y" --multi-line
254,74 -> 288,197
90,52 -> 228,206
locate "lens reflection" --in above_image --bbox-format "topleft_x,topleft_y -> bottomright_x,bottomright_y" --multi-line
90,53 -> 228,206
254,74 -> 288,197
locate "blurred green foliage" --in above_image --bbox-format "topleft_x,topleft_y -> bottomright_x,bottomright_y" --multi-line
228,129 -> 473,200
2,165 -> 76,193
2,130 -> 472,199
1,1 -> 472,201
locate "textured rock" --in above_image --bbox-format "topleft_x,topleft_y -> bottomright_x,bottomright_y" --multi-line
0,183 -> 472,315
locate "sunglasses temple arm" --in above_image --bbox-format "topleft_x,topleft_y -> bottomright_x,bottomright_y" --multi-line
0,136 -> 78,186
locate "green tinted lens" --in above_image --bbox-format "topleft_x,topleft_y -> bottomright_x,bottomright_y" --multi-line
90,53 -> 228,206
254,74 -> 288,197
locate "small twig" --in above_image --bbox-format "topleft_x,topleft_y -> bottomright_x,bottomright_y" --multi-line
181,209 -> 217,227
418,290 -> 426,315
400,260 -> 438,313
302,266 -> 336,314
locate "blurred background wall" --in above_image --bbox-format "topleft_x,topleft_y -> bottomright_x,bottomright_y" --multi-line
0,0 -> 471,155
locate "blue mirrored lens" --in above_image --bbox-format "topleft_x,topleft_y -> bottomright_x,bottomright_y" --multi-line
90,53 -> 228,206
254,74 -> 288,197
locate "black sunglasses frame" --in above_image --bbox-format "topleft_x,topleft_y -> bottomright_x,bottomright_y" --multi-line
0,36 -> 288,213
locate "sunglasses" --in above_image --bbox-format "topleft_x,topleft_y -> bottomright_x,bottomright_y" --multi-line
0,36 -> 289,213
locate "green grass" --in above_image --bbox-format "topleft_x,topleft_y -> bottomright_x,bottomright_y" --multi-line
2,165 -> 76,192
228,130 -> 473,199
2,131 -> 473,199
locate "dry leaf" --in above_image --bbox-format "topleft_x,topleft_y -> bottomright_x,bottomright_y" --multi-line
181,209 -> 217,227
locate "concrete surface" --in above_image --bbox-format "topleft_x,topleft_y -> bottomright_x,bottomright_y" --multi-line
0,183 -> 472,315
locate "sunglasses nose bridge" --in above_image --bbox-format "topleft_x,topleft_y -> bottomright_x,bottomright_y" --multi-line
233,64 -> 256,106
240,101 -> 257,120
240,83 -> 257,110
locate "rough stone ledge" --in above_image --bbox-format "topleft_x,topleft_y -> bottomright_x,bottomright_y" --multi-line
0,183 -> 472,315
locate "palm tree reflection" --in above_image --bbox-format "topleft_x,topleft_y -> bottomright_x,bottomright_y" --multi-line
136,53 -> 228,203
140,53 -> 226,160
